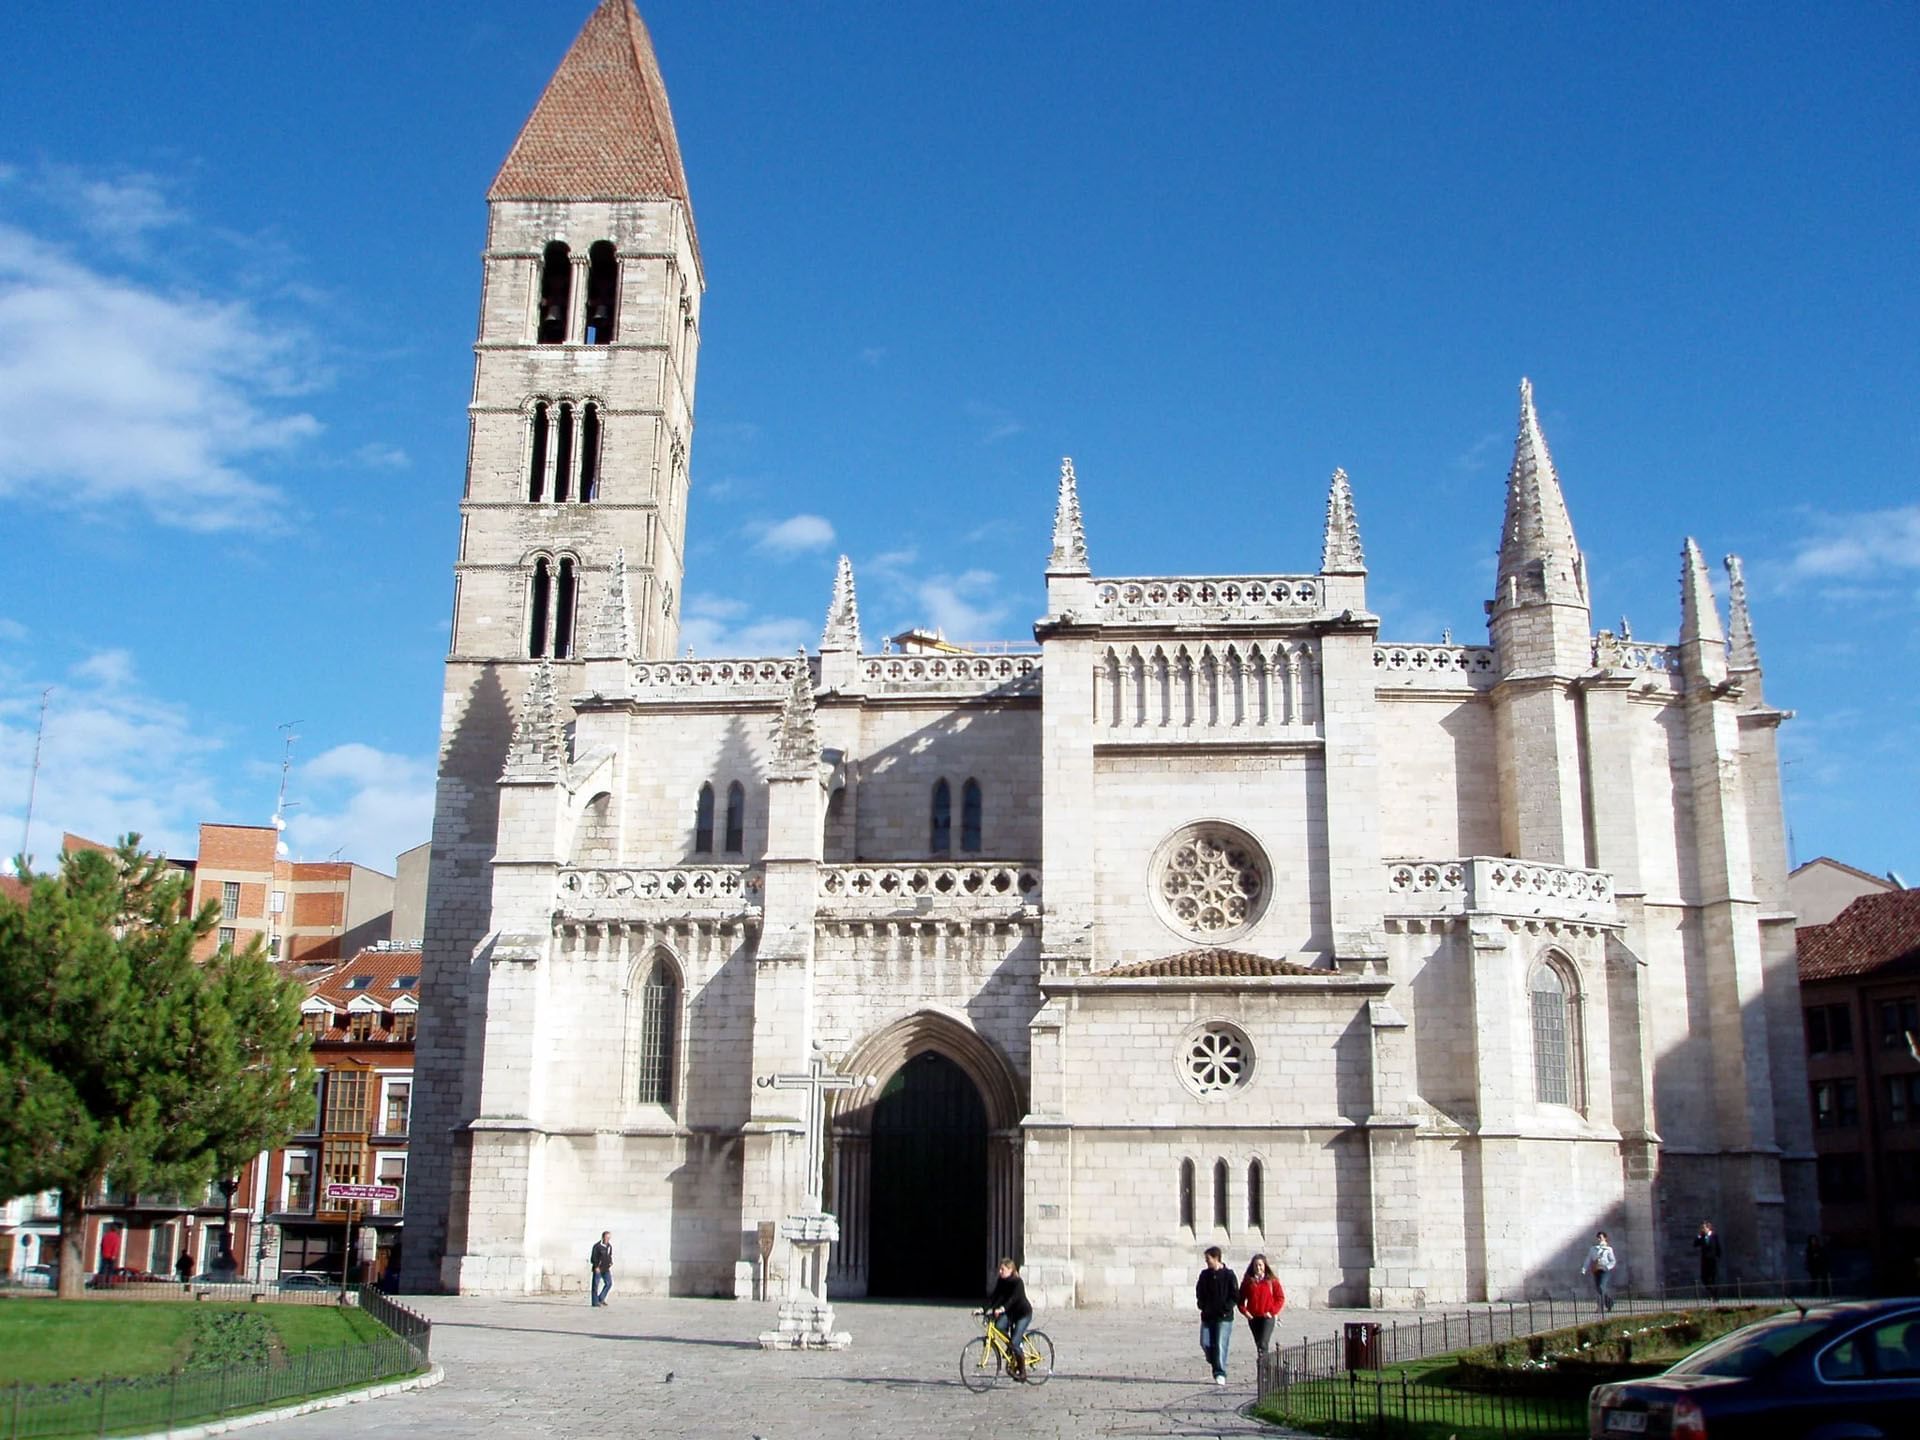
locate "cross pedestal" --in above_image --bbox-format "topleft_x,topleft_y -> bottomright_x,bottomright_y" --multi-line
757,1212 -> 849,1350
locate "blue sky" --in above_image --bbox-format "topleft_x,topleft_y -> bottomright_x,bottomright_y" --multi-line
0,1 -> 1913,881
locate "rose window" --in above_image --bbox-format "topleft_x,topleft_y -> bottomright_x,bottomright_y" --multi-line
1184,1023 -> 1253,1096
1151,823 -> 1270,942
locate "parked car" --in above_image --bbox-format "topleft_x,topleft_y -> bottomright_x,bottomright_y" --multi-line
18,1264 -> 57,1288
1589,1298 -> 1920,1438
277,1271 -> 333,1291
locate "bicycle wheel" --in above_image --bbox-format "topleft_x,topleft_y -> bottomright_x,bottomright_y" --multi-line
960,1335 -> 1004,1391
1020,1329 -> 1055,1386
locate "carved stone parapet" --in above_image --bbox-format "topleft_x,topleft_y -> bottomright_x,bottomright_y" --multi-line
817,863 -> 1041,918
1384,857 -> 1617,926
1091,575 -> 1323,625
859,652 -> 1040,695
554,865 -> 763,923
1373,644 -> 1498,687
629,655 -> 814,699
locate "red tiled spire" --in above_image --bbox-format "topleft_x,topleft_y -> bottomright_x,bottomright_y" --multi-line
489,2 -> 695,219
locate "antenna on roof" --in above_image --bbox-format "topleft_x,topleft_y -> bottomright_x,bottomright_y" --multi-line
18,688 -> 51,868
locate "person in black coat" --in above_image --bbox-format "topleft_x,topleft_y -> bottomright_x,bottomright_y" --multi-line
1692,1221 -> 1722,1292
1195,1246 -> 1238,1386
985,1258 -> 1034,1375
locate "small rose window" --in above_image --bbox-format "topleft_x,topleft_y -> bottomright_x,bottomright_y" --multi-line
1183,1022 -> 1253,1096
1151,822 -> 1270,942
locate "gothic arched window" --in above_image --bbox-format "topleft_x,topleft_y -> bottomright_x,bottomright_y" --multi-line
552,403 -> 575,503
724,781 -> 745,854
960,778 -> 983,853
1247,1159 -> 1264,1231
1179,1158 -> 1196,1230
528,557 -> 552,658
578,403 -> 600,502
584,241 -> 618,345
551,557 -> 577,659
1213,1158 -> 1230,1230
528,402 -> 549,502
537,241 -> 571,344
694,783 -> 715,854
1530,956 -> 1585,1109
635,953 -> 679,1107
930,779 -> 952,855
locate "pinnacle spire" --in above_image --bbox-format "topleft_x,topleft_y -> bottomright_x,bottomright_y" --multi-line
585,549 -> 636,660
1679,538 -> 1725,646
504,659 -> 566,777
490,1 -> 698,258
1048,457 -> 1090,574
821,555 -> 861,652
1321,468 -> 1366,573
1496,378 -> 1585,607
1724,554 -> 1760,672
772,654 -> 821,777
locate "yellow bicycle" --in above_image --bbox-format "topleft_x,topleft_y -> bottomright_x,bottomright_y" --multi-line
960,1310 -> 1054,1390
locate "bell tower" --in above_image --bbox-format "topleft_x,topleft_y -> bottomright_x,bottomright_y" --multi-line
402,0 -> 703,1291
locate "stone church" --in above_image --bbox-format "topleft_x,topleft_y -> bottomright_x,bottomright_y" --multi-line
401,0 -> 1815,1307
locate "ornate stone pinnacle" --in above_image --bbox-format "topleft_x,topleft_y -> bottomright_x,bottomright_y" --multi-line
1725,554 -> 1760,671
1497,378 -> 1583,607
772,652 -> 820,777
1679,538 -> 1725,645
1321,468 -> 1366,573
1048,456 -> 1090,574
585,548 -> 636,660
505,658 -> 565,777
821,554 -> 861,652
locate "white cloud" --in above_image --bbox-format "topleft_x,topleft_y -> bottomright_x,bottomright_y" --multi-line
0,618 -> 27,643
42,167 -> 186,253
916,569 -> 1010,641
750,513 -> 836,555
281,743 -> 433,870
353,442 -> 410,469
0,198 -> 323,531
858,346 -> 887,367
677,598 -> 814,659
1451,430 -> 1505,473
1787,504 -> 1920,583
966,401 -> 1025,445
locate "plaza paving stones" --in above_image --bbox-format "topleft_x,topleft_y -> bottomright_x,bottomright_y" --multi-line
257,1293 -> 1383,1438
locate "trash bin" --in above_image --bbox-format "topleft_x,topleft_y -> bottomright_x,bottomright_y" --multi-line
1343,1321 -> 1382,1371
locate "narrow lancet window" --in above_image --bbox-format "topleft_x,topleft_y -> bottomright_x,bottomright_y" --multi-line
553,403 -> 575,503
724,781 -> 745,853
552,557 -> 577,659
636,955 -> 678,1107
538,241 -> 571,343
528,557 -> 552,658
1179,1158 -> 1196,1229
694,783 -> 715,854
1213,1158 -> 1230,1230
1530,959 -> 1584,1108
584,241 -> 618,345
960,779 -> 983,853
1247,1159 -> 1264,1230
930,779 -> 952,854
578,404 -> 600,502
528,402 -> 549,502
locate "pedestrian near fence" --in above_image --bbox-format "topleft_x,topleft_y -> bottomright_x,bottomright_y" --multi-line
1195,1246 -> 1238,1386
1582,1231 -> 1617,1313
1237,1253 -> 1285,1353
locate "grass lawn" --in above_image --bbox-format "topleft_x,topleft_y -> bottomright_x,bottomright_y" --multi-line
0,1299 -> 390,1386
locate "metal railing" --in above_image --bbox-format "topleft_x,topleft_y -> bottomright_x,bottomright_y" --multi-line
0,1285 -> 430,1439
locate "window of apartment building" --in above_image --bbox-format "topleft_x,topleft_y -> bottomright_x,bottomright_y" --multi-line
1817,1153 -> 1866,1203
301,1011 -> 330,1040
376,1153 -> 407,1216
1805,1003 -> 1854,1056
1880,998 -> 1920,1051
324,1070 -> 368,1133
1885,1073 -> 1920,1127
381,1079 -> 412,1136
217,927 -> 236,951
297,1076 -> 324,1135
391,1012 -> 416,1043
320,1139 -> 364,1197
148,1224 -> 174,1276
221,881 -> 240,921
348,1012 -> 376,1042
1813,1078 -> 1860,1130
283,1151 -> 316,1212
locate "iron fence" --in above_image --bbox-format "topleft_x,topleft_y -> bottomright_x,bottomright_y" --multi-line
0,1285 -> 430,1439
1257,1366 -> 1588,1438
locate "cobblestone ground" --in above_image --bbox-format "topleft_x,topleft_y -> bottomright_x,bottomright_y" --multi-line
263,1293 -> 1390,1438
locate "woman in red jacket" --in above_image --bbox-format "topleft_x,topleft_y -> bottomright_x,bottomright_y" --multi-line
1238,1253 -> 1285,1354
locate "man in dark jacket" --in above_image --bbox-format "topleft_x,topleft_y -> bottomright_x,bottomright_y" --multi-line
1692,1221 -> 1722,1293
1195,1246 -> 1237,1386
589,1232 -> 613,1307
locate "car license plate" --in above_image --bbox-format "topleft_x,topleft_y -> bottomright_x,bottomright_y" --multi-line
1604,1413 -> 1648,1434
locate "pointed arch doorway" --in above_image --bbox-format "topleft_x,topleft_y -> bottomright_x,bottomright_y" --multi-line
827,1015 -> 1025,1299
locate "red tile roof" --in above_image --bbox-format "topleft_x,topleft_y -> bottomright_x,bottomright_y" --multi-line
304,945 -> 423,1010
1104,949 -> 1327,979
489,0 -> 696,242
1798,889 -> 1920,982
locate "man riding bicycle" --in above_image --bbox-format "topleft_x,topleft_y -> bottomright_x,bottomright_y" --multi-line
985,1257 -> 1034,1377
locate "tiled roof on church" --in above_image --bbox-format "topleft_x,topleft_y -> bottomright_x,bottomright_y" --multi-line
1103,949 -> 1326,979
1798,889 -> 1920,982
489,1 -> 697,240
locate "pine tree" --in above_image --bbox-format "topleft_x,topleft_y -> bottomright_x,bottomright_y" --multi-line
0,840 -> 314,1298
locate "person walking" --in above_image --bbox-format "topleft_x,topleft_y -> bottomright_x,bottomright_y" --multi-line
984,1257 -> 1035,1379
175,1249 -> 193,1290
1195,1246 -> 1238,1387
1692,1221 -> 1721,1293
1582,1231 -> 1617,1313
1237,1253 -> 1286,1355
589,1231 -> 613,1307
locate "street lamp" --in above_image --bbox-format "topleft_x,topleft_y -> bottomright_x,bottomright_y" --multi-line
215,1175 -> 239,1278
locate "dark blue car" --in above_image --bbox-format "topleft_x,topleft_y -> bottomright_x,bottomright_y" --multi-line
1589,1299 -> 1920,1438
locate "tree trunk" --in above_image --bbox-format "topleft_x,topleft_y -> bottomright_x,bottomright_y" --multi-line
56,1186 -> 89,1300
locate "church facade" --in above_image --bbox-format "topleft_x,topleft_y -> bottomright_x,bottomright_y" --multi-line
400,0 -> 1815,1307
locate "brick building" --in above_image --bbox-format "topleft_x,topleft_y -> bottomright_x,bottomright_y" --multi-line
187,823 -> 395,966
1798,889 -> 1920,1293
